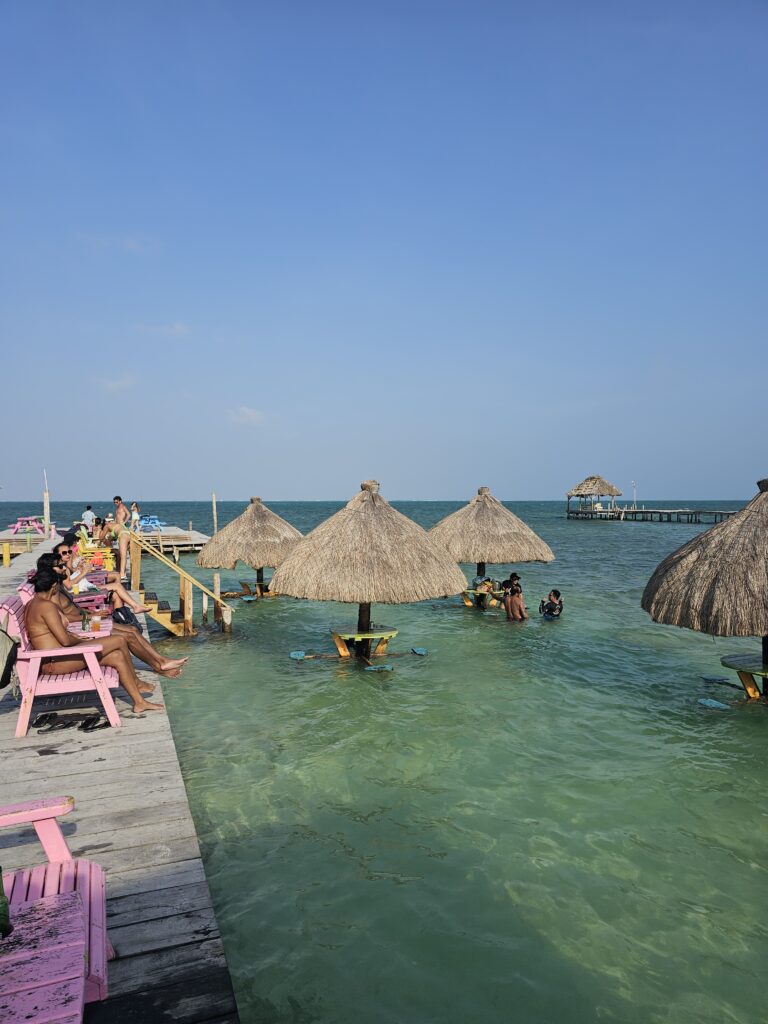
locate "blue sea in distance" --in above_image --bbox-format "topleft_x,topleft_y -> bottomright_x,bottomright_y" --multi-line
3,497 -> 765,1023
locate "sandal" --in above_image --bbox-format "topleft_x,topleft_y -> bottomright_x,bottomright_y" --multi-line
79,715 -> 110,731
31,712 -> 58,729
38,717 -> 77,734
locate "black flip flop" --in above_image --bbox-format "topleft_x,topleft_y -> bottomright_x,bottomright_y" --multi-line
31,712 -> 58,729
81,717 -> 110,731
38,717 -> 77,734
77,714 -> 101,731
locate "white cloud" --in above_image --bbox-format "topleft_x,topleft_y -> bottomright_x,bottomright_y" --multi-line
229,406 -> 265,426
98,374 -> 136,393
137,322 -> 191,338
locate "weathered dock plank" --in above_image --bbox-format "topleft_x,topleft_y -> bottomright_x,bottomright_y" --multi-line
0,550 -> 240,1023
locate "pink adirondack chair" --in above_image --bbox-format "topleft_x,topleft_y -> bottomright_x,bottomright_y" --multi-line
0,891 -> 87,1023
1,796 -> 112,1004
0,595 -> 121,738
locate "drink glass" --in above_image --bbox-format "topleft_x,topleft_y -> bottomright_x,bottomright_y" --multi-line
91,616 -> 101,633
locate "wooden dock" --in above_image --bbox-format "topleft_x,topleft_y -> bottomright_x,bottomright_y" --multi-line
0,528 -> 53,557
0,548 -> 240,1022
133,526 -> 210,555
567,507 -> 736,524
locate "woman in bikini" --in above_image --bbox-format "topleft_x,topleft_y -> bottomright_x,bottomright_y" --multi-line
24,565 -> 163,715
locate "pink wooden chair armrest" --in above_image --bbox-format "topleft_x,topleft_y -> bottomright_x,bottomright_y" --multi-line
0,797 -> 75,862
17,644 -> 104,659
0,796 -> 75,829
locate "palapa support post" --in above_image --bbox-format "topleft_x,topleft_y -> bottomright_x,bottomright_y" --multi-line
476,561 -> 486,578
357,602 -> 372,659
763,635 -> 768,669
130,536 -> 142,593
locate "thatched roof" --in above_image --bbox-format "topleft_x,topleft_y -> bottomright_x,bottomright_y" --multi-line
196,497 -> 302,570
270,480 -> 467,604
429,487 -> 554,564
641,480 -> 765,637
567,475 -> 622,498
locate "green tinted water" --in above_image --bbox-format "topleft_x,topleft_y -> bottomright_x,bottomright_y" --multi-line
7,500 -> 765,1022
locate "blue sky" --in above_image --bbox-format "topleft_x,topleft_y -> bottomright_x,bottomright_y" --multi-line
2,1 -> 765,501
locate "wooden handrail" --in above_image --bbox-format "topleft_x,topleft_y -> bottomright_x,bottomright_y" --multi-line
123,527 -> 235,613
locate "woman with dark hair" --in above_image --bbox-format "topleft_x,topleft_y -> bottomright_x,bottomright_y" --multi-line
36,553 -> 187,679
53,541 -> 150,616
24,566 -> 163,715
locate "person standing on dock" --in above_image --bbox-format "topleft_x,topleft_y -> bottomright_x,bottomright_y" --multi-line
81,505 -> 96,535
113,495 -> 131,581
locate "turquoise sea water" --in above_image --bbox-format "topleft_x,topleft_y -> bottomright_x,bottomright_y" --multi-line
4,499 -> 766,1023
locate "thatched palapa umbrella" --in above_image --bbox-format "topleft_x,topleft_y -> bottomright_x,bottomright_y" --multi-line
567,475 -> 622,515
270,480 -> 467,649
429,486 -> 554,578
197,497 -> 302,587
641,478 -> 768,665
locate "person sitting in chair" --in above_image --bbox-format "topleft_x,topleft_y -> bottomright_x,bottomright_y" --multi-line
25,565 -> 163,715
53,539 -> 151,617
539,590 -> 563,619
36,553 -> 187,679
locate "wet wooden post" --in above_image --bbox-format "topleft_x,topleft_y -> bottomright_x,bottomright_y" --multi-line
2,543 -> 10,568
202,592 -> 209,622
221,603 -> 232,633
130,536 -> 142,593
183,577 -> 194,635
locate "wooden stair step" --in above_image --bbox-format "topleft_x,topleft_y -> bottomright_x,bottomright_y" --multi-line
142,591 -> 158,604
170,611 -> 184,624
156,600 -> 171,612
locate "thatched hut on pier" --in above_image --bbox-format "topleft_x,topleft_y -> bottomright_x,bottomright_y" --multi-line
429,486 -> 554,578
197,497 -> 302,588
641,478 -> 768,666
270,480 -> 466,654
567,475 -> 622,516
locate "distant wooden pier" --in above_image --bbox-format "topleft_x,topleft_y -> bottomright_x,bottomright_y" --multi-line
567,506 -> 736,524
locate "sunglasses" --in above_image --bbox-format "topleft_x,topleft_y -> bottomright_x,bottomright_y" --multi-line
58,549 -> 72,555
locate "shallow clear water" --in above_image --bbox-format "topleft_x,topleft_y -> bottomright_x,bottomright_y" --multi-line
5,499 -> 766,1023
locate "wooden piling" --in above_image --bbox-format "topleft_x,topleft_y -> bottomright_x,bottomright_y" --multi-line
183,577 -> 194,635
129,536 -> 142,592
